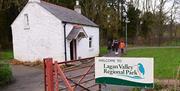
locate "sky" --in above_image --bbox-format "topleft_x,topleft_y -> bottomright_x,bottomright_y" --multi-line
129,0 -> 180,22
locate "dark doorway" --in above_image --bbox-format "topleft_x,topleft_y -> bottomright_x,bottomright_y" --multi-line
70,39 -> 77,60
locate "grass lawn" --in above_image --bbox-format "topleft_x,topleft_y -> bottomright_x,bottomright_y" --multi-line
125,48 -> 180,79
100,46 -> 108,56
0,50 -> 13,60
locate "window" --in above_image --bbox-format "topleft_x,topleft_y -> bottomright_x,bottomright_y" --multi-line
24,14 -> 29,29
89,37 -> 92,48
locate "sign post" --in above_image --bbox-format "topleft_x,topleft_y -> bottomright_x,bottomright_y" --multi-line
95,57 -> 154,89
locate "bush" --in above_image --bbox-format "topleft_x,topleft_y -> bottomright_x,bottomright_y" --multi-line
100,46 -> 108,56
0,62 -> 12,86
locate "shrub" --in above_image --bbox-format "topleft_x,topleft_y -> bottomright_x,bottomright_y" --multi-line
0,62 -> 12,86
100,46 -> 108,56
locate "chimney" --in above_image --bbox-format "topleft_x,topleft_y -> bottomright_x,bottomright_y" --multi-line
74,0 -> 81,14
29,0 -> 40,3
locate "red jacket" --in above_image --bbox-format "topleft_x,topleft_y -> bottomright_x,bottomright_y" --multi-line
119,42 -> 125,48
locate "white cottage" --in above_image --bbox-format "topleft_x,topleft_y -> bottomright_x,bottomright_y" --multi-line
11,0 -> 99,62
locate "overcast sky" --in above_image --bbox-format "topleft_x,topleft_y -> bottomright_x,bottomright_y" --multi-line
128,0 -> 180,22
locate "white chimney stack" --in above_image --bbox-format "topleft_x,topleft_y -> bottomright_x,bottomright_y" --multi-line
76,0 -> 79,6
74,0 -> 81,14
29,0 -> 40,3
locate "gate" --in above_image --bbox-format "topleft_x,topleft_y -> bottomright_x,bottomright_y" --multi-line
44,57 -> 103,91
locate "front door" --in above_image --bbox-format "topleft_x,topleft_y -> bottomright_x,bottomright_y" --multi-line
70,39 -> 77,60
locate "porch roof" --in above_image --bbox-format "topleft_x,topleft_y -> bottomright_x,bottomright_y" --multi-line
67,26 -> 88,41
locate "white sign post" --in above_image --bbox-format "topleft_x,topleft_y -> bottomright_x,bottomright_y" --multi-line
95,57 -> 154,88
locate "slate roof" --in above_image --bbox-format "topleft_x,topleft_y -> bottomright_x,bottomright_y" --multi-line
38,1 -> 98,27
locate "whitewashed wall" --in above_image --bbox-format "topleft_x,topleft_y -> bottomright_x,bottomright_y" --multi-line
11,2 -> 65,62
65,23 -> 99,60
11,2 -> 99,62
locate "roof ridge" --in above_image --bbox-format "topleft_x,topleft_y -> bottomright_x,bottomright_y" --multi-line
41,1 -> 76,13
39,1 -> 98,27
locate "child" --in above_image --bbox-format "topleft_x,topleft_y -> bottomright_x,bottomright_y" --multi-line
119,40 -> 125,54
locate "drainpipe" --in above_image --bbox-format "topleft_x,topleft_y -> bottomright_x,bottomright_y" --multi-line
63,23 -> 67,61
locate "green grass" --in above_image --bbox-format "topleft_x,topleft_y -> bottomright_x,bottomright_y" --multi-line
0,51 -> 13,60
124,48 -> 180,79
0,51 -> 13,87
100,46 -> 108,56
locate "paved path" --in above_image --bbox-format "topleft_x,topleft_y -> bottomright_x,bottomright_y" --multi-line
1,65 -> 44,91
102,51 -> 132,91
104,51 -> 121,57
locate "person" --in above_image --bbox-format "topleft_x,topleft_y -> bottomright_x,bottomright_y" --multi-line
119,40 -> 125,54
114,40 -> 119,54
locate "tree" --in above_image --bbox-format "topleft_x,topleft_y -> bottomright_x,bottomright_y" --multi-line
0,0 -> 24,49
81,0 -> 121,44
140,12 -> 154,38
45,0 -> 75,9
156,0 -> 169,46
126,4 -> 141,43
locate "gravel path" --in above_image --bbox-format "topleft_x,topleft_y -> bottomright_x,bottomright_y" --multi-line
1,65 -> 44,91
